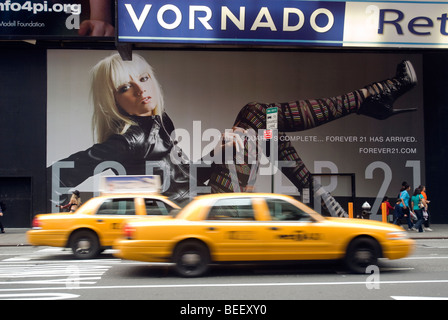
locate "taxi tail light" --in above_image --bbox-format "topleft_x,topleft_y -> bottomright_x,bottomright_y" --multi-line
32,217 -> 42,229
123,223 -> 136,240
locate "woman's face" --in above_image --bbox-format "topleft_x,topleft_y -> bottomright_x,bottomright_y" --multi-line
114,72 -> 158,116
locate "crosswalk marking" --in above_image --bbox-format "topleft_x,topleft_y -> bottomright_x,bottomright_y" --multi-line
3,248 -> 69,262
0,263 -> 110,286
0,248 -> 114,299
0,265 -> 110,279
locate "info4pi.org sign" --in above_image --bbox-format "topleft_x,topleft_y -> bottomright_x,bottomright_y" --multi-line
117,0 -> 448,48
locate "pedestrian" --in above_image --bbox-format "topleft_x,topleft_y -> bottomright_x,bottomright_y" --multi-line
396,181 -> 410,223
398,183 -> 414,230
411,187 -> 427,233
420,185 -> 433,231
398,181 -> 410,198
393,182 -> 409,225
57,190 -> 82,212
0,201 -> 5,233
382,197 -> 394,223
393,198 -> 404,225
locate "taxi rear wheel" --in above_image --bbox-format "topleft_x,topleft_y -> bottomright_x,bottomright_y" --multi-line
173,240 -> 210,277
69,230 -> 101,260
345,237 -> 381,274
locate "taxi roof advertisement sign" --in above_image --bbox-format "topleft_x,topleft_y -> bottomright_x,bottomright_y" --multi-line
99,175 -> 162,194
117,0 -> 448,48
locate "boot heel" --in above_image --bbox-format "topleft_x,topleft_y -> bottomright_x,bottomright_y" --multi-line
358,60 -> 417,120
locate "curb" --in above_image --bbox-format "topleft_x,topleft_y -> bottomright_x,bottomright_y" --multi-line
0,243 -> 31,247
409,236 -> 448,240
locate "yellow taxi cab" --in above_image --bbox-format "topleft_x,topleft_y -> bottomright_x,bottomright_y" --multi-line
113,193 -> 415,277
27,193 -> 180,259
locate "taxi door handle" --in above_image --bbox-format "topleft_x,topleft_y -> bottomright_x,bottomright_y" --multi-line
96,219 -> 104,223
207,227 -> 217,231
269,227 -> 279,231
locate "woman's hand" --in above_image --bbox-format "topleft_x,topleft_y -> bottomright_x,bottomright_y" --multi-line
211,127 -> 246,160
78,20 -> 114,37
220,127 -> 246,153
201,127 -> 248,164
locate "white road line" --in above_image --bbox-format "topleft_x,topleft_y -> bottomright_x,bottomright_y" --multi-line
404,256 -> 448,260
392,296 -> 448,300
0,277 -> 102,285
0,256 -> 112,288
2,248 -> 69,262
0,293 -> 80,300
1,279 -> 448,293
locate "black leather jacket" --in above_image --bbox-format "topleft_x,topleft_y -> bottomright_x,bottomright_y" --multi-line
52,113 -> 209,203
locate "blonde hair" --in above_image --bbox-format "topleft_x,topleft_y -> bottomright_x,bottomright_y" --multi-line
91,53 -> 165,143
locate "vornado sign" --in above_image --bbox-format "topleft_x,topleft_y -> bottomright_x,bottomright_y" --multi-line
117,0 -> 448,48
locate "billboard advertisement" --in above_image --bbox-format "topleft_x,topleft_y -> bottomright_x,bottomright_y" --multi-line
0,0 -> 114,39
117,0 -> 448,48
47,50 -> 425,217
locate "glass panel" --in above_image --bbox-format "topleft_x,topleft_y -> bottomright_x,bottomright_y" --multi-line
206,198 -> 255,221
266,198 -> 312,222
96,199 -> 136,215
144,199 -> 173,216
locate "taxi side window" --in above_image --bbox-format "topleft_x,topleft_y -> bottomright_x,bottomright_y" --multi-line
144,199 -> 173,216
96,199 -> 136,216
267,199 -> 312,222
207,198 -> 255,221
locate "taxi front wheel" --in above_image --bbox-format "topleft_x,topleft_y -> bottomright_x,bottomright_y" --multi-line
173,240 -> 210,277
344,237 -> 381,274
69,230 -> 101,260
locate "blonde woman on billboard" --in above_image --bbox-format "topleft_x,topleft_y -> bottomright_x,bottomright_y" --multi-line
54,53 -> 242,204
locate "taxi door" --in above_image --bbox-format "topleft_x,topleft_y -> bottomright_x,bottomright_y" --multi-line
202,197 -> 266,262
93,198 -> 141,246
263,198 -> 330,260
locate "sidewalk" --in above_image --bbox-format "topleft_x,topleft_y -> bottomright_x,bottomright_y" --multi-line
406,224 -> 448,240
1,225 -> 447,247
0,228 -> 31,247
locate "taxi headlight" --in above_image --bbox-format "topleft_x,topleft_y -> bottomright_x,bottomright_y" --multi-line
387,231 -> 409,240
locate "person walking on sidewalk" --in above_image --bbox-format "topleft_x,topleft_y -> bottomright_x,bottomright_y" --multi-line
420,185 -> 433,232
411,187 -> 428,233
382,197 -> 395,223
0,201 -> 5,233
399,184 -> 414,230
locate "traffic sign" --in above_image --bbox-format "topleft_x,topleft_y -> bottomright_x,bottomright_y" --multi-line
266,107 -> 278,130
